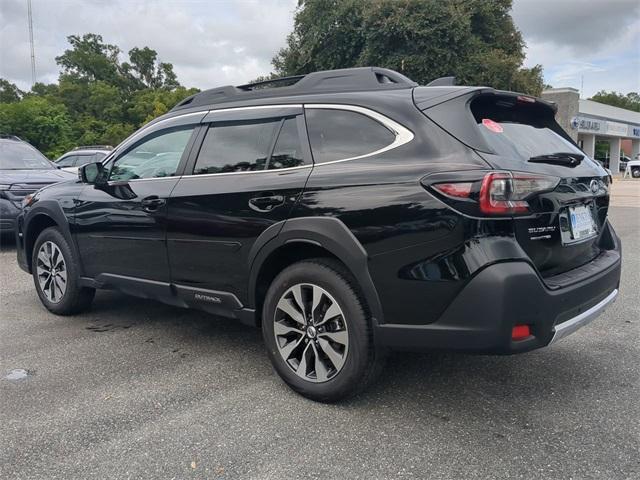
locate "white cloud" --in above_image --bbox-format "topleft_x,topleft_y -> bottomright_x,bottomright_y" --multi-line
0,0 -> 297,90
0,0 -> 638,98
513,0 -> 640,96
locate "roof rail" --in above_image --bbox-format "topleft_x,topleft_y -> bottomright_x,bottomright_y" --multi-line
171,67 -> 417,112
73,145 -> 113,150
0,134 -> 22,141
237,75 -> 306,91
426,76 -> 456,87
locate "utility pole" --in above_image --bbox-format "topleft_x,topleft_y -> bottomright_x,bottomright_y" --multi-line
27,0 -> 36,86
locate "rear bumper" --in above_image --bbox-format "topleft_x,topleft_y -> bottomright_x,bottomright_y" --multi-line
375,233 -> 621,354
548,288 -> 618,345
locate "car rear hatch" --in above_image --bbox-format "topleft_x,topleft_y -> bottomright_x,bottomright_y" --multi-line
415,87 -> 613,280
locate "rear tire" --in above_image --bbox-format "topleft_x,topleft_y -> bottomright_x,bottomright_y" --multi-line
632,168 -> 640,179
262,258 -> 382,402
31,227 -> 95,315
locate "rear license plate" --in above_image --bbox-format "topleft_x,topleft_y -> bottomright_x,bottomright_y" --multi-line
567,204 -> 597,242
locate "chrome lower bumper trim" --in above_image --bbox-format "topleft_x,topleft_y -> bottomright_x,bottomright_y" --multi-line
549,289 -> 618,345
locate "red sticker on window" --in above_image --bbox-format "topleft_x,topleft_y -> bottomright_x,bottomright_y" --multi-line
482,118 -> 503,133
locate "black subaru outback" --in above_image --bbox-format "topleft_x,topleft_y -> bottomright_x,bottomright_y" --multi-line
16,67 -> 621,401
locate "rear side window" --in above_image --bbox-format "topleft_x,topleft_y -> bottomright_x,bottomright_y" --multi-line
305,109 -> 395,163
194,120 -> 280,175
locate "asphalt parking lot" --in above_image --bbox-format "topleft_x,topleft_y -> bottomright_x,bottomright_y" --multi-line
1,189 -> 639,479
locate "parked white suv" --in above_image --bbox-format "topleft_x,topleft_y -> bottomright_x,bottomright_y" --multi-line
54,146 -> 113,174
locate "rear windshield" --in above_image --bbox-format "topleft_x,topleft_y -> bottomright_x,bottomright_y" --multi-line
0,141 -> 53,170
470,96 -> 584,162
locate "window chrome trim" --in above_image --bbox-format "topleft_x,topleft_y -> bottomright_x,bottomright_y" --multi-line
177,164 -> 313,179
179,103 -> 414,179
117,111 -> 208,150
111,176 -> 181,184
114,103 -> 414,181
303,103 -> 415,165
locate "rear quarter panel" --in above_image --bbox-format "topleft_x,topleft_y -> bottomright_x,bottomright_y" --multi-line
291,100 -> 496,325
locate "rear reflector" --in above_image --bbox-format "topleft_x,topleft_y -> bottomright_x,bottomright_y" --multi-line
512,324 -> 531,341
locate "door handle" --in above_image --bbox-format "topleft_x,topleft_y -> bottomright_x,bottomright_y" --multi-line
248,195 -> 285,212
141,196 -> 166,211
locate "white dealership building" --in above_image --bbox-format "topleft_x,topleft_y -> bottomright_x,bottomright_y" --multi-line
541,87 -> 640,173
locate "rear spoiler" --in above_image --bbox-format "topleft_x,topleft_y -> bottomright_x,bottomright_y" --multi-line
414,88 -> 564,154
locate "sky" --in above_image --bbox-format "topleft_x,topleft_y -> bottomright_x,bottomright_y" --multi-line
0,0 -> 639,98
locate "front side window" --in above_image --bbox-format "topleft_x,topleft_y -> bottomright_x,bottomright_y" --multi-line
194,119 -> 280,175
110,127 -> 194,181
305,108 -> 396,163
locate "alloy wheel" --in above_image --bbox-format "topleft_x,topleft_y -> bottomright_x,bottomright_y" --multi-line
36,241 -> 67,303
273,283 -> 349,383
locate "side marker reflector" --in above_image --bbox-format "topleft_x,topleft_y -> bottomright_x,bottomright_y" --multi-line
512,324 -> 531,341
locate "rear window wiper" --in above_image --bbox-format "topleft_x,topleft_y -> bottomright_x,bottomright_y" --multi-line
528,152 -> 584,167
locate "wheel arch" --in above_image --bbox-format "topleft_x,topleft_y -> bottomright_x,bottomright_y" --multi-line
248,217 -> 384,328
23,202 -> 78,275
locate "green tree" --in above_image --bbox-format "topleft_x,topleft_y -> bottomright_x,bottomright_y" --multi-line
127,87 -> 199,125
590,91 -> 640,112
0,34 -> 197,155
273,0 -> 544,95
0,96 -> 73,157
0,79 -> 24,103
124,47 -> 180,90
55,34 -> 122,85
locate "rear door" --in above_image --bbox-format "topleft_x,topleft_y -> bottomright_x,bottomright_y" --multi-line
166,105 -> 312,306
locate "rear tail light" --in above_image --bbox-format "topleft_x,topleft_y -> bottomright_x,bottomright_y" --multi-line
427,171 -> 559,217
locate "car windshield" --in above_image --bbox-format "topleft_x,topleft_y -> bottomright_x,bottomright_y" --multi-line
0,141 -> 53,170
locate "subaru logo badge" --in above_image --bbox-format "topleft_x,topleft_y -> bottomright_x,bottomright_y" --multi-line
590,180 -> 599,194
570,117 -> 580,130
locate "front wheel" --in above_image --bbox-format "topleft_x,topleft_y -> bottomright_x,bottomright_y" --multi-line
632,167 -> 640,178
262,258 -> 382,402
32,227 -> 95,315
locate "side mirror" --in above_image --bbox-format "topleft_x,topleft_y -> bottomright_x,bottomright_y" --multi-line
78,162 -> 107,185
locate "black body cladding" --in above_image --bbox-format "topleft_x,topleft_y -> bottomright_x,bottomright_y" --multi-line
16,67 -> 621,355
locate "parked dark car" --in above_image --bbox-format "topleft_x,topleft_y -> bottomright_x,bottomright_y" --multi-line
15,67 -> 621,401
0,136 -> 75,236
54,145 -> 113,174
